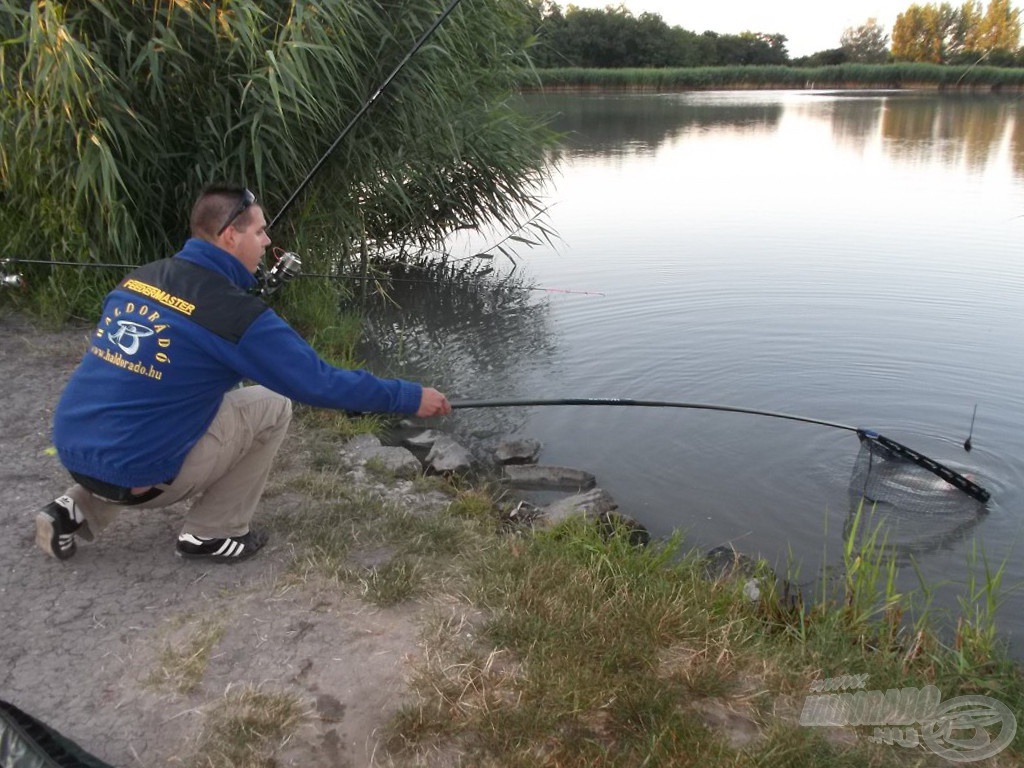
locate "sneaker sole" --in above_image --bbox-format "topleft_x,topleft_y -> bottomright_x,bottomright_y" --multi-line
35,512 -> 73,560
174,548 -> 262,564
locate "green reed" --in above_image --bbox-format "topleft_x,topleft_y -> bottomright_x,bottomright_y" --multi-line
523,63 -> 1024,90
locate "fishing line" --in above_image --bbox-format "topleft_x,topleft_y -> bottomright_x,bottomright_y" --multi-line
0,257 -> 601,296
964,404 -> 978,452
450,398 -> 991,503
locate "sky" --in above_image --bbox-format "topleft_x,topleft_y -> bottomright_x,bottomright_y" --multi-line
563,1 -> 917,57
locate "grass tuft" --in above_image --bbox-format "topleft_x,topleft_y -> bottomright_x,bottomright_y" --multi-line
148,619 -> 226,694
270,466 -> 495,607
187,686 -> 307,768
360,558 -> 424,606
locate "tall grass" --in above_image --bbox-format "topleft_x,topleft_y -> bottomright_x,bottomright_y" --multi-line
1,1 -> 553,317
524,63 -> 1024,90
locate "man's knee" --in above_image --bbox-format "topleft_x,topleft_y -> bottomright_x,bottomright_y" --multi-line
252,386 -> 291,435
227,386 -> 292,424
275,391 -> 293,429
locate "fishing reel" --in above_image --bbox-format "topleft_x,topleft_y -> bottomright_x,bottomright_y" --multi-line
0,259 -> 25,290
254,249 -> 302,298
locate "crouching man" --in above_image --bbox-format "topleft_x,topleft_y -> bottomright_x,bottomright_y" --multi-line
37,184 -> 450,564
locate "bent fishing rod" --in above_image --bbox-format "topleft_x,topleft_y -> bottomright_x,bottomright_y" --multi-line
1,0 -> 467,296
449,398 -> 991,503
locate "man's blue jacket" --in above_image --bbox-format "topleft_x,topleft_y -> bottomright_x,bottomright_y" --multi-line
53,238 -> 422,487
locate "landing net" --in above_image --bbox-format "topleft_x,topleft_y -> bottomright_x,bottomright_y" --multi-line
846,431 -> 987,554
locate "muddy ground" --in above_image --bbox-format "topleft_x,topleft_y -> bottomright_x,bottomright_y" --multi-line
0,313 -> 455,767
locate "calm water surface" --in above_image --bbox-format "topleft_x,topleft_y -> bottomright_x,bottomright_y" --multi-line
360,91 -> 1024,652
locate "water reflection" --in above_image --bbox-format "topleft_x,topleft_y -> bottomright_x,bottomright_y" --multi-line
879,95 -> 1014,172
525,91 -> 1024,180
525,93 -> 783,158
826,95 -> 885,152
844,499 -> 985,564
353,267 -> 556,440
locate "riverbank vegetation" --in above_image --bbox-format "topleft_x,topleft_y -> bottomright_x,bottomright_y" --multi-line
0,0 -> 553,320
521,62 -> 1024,91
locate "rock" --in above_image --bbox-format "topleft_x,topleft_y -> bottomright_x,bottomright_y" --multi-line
502,499 -> 544,529
742,579 -> 762,602
535,489 -> 649,546
363,446 -> 423,479
494,438 -> 542,465
402,429 -> 445,449
703,545 -> 773,603
344,434 -> 382,455
342,435 -> 421,479
503,464 -> 595,491
597,511 -> 651,547
425,435 -> 475,473
542,488 -> 618,526
703,544 -> 760,581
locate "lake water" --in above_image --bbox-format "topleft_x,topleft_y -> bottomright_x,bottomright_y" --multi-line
359,90 -> 1024,653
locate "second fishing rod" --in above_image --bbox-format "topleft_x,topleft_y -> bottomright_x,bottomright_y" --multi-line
257,0 -> 468,297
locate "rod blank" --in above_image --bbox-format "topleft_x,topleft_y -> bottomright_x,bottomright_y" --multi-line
451,397 -> 859,432
450,397 -> 991,503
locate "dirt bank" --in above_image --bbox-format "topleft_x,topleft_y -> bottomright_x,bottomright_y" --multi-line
0,313 -> 453,767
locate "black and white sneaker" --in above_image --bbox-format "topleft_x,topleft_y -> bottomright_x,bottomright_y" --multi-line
175,530 -> 268,563
36,496 -> 84,560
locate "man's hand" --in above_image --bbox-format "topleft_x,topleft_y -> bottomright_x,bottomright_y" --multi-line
416,387 -> 452,418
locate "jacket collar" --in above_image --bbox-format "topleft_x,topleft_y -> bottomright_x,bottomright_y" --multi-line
175,238 -> 258,290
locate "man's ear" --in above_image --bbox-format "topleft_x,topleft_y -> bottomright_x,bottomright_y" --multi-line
214,226 -> 238,253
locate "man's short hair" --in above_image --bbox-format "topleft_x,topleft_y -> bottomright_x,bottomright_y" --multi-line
190,184 -> 257,239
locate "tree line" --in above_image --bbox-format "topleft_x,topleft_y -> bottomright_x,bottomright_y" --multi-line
526,3 -> 789,67
525,1 -> 1023,67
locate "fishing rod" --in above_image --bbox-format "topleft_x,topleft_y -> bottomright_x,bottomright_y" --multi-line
450,398 -> 991,503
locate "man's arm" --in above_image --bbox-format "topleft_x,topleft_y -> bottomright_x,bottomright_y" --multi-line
216,310 -> 435,415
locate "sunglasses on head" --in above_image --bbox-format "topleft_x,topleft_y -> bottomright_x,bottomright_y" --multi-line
216,188 -> 257,236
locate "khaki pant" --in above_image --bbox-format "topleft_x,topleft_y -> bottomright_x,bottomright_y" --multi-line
67,386 -> 292,540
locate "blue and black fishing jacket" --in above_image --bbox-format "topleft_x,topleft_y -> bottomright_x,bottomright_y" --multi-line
53,238 -> 422,486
